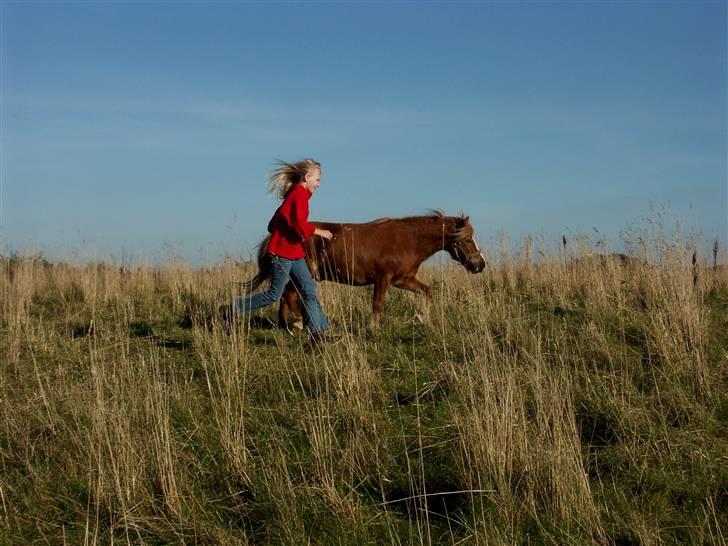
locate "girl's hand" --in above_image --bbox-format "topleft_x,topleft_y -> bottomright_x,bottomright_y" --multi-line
315,229 -> 334,240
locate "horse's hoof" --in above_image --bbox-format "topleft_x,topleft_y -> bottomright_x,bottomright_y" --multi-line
292,320 -> 304,331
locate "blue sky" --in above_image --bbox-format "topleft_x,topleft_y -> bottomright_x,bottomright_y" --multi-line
2,1 -> 726,265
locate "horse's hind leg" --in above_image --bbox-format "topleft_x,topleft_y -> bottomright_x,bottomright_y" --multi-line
279,283 -> 304,331
393,277 -> 432,322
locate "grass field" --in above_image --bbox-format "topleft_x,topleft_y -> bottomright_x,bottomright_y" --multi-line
1,231 -> 727,545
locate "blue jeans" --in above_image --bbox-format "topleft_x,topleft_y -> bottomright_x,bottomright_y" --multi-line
233,255 -> 329,334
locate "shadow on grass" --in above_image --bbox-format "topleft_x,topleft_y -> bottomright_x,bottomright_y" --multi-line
128,320 -> 192,349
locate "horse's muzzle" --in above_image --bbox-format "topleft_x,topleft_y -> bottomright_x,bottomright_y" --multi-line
470,260 -> 486,274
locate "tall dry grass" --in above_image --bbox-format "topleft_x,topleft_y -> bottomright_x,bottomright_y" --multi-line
1,229 -> 726,544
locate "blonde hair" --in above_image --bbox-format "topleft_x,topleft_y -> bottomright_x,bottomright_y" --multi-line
267,159 -> 321,199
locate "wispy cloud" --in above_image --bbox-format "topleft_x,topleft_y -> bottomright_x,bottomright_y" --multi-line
5,93 -> 431,129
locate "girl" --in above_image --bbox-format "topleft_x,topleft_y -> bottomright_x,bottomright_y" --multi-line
228,159 -> 338,344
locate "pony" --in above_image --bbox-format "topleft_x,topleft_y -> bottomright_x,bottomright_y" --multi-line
243,210 -> 486,328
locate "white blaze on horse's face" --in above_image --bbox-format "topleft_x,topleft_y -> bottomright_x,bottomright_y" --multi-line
473,236 -> 485,262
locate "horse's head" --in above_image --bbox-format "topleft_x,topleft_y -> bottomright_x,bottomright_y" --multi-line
444,215 -> 486,274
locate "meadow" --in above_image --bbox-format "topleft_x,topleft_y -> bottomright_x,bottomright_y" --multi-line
1,228 -> 726,545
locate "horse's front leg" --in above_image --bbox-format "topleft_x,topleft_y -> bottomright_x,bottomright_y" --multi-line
393,277 -> 432,322
371,273 -> 393,328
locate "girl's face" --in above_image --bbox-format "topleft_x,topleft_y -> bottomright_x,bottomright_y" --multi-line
303,168 -> 321,194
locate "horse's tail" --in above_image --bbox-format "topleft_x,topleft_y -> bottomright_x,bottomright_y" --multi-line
240,236 -> 272,293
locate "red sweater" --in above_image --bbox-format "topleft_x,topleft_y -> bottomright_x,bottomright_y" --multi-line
266,183 -> 316,259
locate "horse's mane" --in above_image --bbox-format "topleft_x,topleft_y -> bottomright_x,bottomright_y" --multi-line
425,209 -> 470,241
350,211 -> 470,240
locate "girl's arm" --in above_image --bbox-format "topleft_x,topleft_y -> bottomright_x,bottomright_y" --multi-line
286,189 -> 333,240
289,192 -> 316,241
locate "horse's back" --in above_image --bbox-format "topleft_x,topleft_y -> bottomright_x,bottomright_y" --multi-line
306,220 -> 417,285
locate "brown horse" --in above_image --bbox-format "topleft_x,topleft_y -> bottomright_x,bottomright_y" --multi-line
244,211 -> 486,328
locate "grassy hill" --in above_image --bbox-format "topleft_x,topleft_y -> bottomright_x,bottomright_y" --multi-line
1,237 -> 726,545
